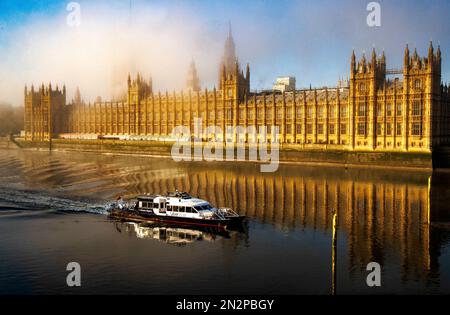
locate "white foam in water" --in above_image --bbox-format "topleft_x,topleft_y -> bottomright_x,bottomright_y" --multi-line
0,186 -> 109,215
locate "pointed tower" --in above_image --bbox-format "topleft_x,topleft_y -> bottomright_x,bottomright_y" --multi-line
351,50 -> 356,77
218,23 -> 250,102
186,59 -> 201,92
223,23 -> 237,73
219,23 -> 237,90
73,87 -> 83,105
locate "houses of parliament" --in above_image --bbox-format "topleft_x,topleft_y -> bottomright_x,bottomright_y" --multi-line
24,28 -> 450,153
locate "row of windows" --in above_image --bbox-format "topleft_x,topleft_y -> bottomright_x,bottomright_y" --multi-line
167,206 -> 197,213
358,79 -> 423,92
81,122 -> 428,137
377,123 -> 402,136
301,124 -> 347,135
359,102 -> 423,118
75,102 -> 425,121
358,122 -> 422,136
376,104 -> 403,117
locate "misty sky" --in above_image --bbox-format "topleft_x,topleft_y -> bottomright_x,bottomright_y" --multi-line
0,0 -> 450,106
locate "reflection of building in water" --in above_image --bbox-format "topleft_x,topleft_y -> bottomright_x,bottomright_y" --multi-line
6,148 -> 448,286
123,165 -> 435,282
116,222 -> 225,246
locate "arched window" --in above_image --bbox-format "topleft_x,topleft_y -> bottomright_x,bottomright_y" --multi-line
359,83 -> 366,92
414,79 -> 422,89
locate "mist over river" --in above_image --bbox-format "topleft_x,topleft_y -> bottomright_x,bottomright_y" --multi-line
1,148 -> 450,294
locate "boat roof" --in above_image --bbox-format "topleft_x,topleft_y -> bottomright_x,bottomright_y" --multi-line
138,191 -> 192,200
137,195 -> 158,201
137,192 -> 211,207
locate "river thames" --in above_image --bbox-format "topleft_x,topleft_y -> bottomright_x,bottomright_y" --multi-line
0,148 -> 449,294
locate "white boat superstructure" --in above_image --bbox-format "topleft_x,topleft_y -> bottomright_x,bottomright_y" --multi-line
108,191 -> 245,229
135,192 -> 219,220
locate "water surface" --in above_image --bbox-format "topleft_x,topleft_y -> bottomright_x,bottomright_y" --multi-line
0,148 -> 449,294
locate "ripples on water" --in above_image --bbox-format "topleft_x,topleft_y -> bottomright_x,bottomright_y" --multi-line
1,148 -> 450,294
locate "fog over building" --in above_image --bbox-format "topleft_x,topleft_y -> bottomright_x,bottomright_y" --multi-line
23,28 -> 450,153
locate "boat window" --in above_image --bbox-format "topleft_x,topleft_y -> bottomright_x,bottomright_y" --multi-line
187,207 -> 194,213
172,206 -> 178,212
194,206 -> 201,211
179,207 -> 185,213
167,205 -> 172,211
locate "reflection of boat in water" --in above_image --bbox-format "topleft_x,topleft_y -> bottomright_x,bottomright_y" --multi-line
108,191 -> 246,230
114,222 -> 231,246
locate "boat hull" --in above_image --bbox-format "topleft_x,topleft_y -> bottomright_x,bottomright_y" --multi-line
108,209 -> 230,230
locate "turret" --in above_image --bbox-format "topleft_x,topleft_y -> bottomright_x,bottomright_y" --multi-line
413,48 -> 418,62
351,50 -> 356,75
246,63 -> 250,81
371,48 -> 377,70
186,59 -> 201,92
404,44 -> 410,68
428,41 -> 434,65
361,53 -> 367,68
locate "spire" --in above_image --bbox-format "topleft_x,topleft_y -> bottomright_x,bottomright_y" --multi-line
351,50 -> 356,73
74,86 -> 82,105
361,53 -> 366,66
186,59 -> 201,92
404,44 -> 410,68
413,48 -> 418,60
428,41 -> 434,64
222,22 -> 237,76
371,48 -> 377,72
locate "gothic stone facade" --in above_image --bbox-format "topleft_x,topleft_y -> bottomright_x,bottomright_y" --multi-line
24,40 -> 450,152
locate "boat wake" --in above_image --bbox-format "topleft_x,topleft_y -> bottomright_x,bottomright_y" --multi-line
0,186 -> 110,216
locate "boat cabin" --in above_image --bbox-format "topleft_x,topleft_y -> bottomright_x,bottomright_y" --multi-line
135,192 -> 217,219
